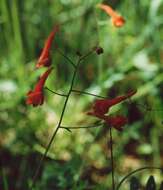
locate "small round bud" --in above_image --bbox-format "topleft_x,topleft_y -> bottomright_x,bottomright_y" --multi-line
94,46 -> 104,55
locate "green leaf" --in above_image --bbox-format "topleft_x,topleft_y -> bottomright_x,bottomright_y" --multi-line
130,177 -> 140,190
145,176 -> 156,190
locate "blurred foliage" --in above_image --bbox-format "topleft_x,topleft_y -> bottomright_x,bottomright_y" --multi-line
0,0 -> 163,189
129,175 -> 163,190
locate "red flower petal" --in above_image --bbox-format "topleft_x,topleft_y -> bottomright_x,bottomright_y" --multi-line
34,67 -> 53,92
26,91 -> 44,107
26,67 -> 53,107
112,16 -> 125,27
36,25 -> 59,68
98,4 -> 125,27
105,115 -> 128,131
88,90 -> 137,117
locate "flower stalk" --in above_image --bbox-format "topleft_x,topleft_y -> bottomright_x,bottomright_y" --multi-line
109,127 -> 115,190
31,50 -> 94,189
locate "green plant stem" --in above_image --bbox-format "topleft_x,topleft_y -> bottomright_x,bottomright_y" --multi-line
109,127 -> 115,190
30,50 -> 93,189
60,124 -> 102,131
79,49 -> 95,61
31,60 -> 80,189
56,48 -> 76,68
1,168 -> 8,190
72,89 -> 107,99
1,0 -> 12,48
116,166 -> 163,190
11,0 -> 24,60
45,86 -> 67,97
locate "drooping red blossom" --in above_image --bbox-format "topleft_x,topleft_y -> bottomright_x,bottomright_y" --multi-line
98,4 -> 125,27
104,115 -> 128,131
26,67 -> 53,107
87,90 -> 137,117
36,25 -> 59,68
87,90 -> 137,131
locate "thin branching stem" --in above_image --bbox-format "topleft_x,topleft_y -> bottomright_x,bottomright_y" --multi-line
60,124 -> 102,130
72,89 -> 107,99
31,50 -> 92,189
79,49 -> 95,62
109,127 -> 115,190
31,60 -> 80,189
45,86 -> 67,97
1,168 -> 8,190
56,48 -> 76,68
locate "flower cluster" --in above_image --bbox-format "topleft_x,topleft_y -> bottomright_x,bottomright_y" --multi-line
26,4 -> 130,128
26,3 -> 125,106
26,25 -> 59,107
87,90 -> 137,131
26,4 -> 140,189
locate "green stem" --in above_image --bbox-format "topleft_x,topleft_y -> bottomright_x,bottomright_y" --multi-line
31,51 -> 91,189
60,124 -> 102,131
56,48 -> 76,68
31,60 -> 79,189
109,127 -> 115,190
11,0 -> 24,59
72,89 -> 107,99
79,49 -> 94,61
31,92 -> 71,189
45,86 -> 67,97
1,0 -> 12,48
2,168 -> 8,190
11,0 -> 25,86
93,8 -> 103,83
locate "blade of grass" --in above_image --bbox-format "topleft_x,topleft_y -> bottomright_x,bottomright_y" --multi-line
1,168 -> 9,190
0,0 -> 12,47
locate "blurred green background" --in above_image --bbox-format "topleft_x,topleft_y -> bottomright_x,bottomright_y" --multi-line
0,0 -> 163,189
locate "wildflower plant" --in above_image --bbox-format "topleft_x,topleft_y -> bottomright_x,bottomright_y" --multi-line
25,3 -> 163,190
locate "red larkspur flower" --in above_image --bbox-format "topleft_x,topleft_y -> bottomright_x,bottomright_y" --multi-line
87,90 -> 137,117
26,67 -> 53,107
104,115 -> 128,131
98,4 -> 125,27
36,25 -> 59,68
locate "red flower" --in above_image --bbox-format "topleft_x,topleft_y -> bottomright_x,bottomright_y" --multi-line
98,4 -> 125,27
104,115 -> 128,131
87,90 -> 137,131
36,25 -> 59,68
88,90 -> 137,117
26,67 -> 53,107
